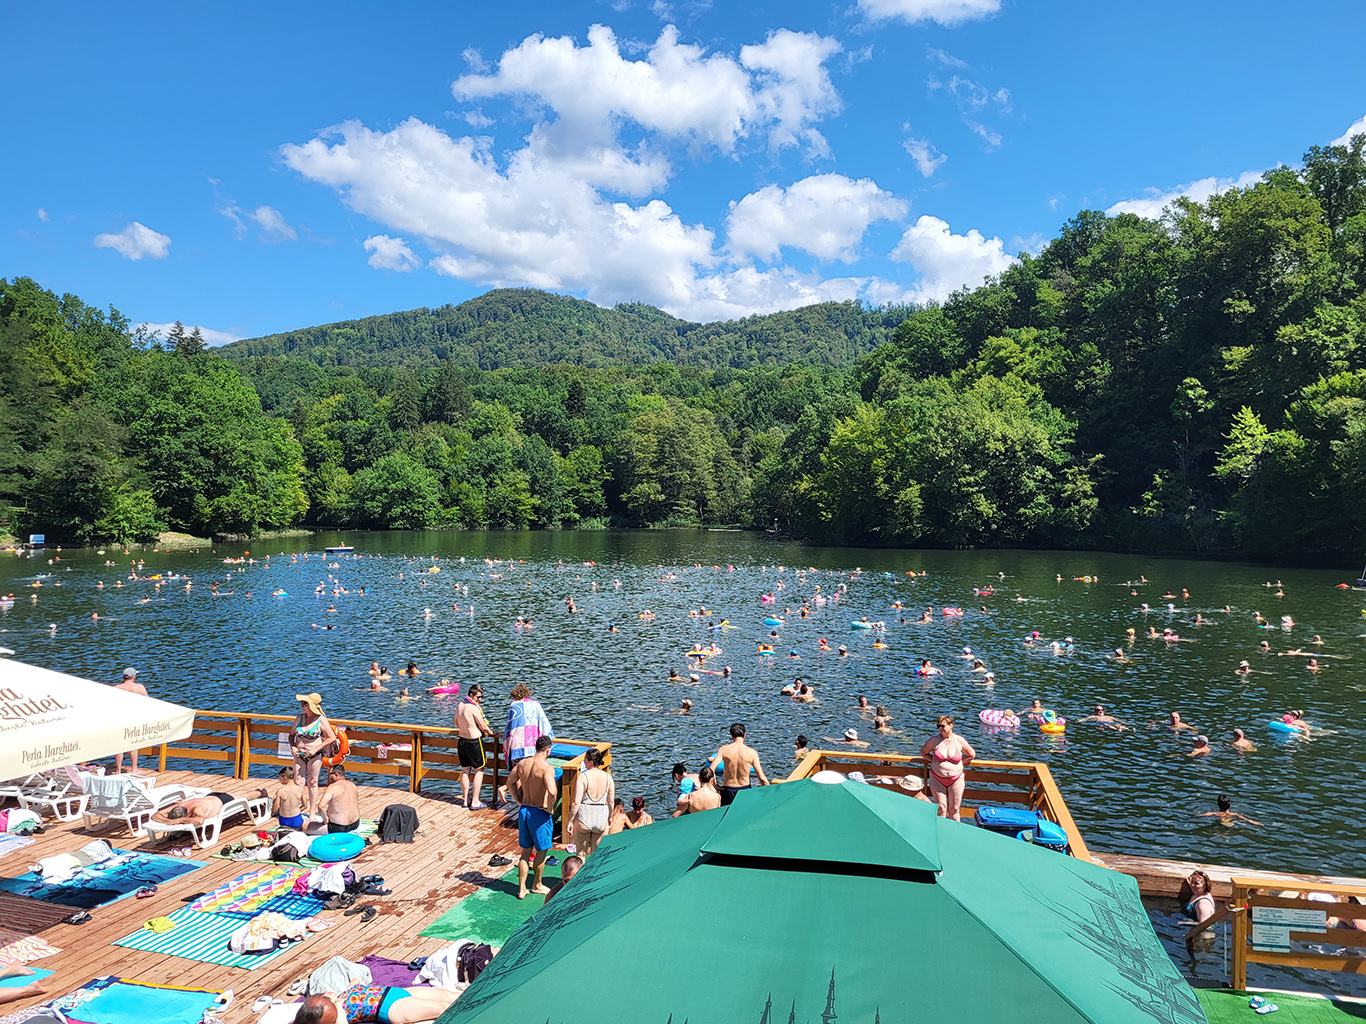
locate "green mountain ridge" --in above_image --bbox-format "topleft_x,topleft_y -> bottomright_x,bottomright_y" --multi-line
222,288 -> 913,370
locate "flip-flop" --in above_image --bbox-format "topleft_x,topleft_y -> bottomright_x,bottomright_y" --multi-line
1249,997 -> 1266,1009
181,892 -> 208,902
288,978 -> 308,996
343,904 -> 371,917
135,885 -> 157,899
214,989 -> 233,1009
546,856 -> 559,866
468,802 -> 488,810
251,996 -> 273,1012
359,906 -> 378,923
1256,1005 -> 1279,1015
63,911 -> 92,925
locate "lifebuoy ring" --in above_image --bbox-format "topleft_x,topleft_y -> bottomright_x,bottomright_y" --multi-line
323,727 -> 350,767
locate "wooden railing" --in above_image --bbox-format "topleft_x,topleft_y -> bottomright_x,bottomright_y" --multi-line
150,711 -> 610,845
783,749 -> 1092,862
1230,878 -> 1366,989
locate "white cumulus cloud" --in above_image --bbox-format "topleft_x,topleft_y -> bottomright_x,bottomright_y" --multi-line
904,135 -> 947,177
1106,169 -> 1264,219
250,205 -> 297,240
451,24 -> 840,156
1331,114 -> 1366,147
137,322 -> 242,347
93,221 -> 172,260
364,234 -> 422,272
37,207 -> 49,222
890,215 -> 1015,302
726,174 -> 906,263
859,0 -> 999,26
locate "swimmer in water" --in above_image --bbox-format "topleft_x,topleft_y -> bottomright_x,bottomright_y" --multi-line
668,668 -> 680,682
1198,793 -> 1260,826
1079,704 -> 1128,731
1186,734 -> 1211,757
1230,728 -> 1256,751
368,661 -> 381,677
1112,648 -> 1130,663
1160,711 -> 1195,733
1025,699 -> 1046,721
368,678 -> 388,692
1236,659 -> 1251,674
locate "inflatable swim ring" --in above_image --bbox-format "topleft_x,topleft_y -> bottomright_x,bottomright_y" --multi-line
850,621 -> 873,629
1040,719 -> 1066,734
322,727 -> 350,768
308,831 -> 365,863
763,617 -> 784,627
1267,720 -> 1301,734
979,709 -> 1020,728
429,683 -> 461,695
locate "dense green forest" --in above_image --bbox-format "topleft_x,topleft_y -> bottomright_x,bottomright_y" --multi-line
223,289 -> 911,370
3,132 -> 1364,560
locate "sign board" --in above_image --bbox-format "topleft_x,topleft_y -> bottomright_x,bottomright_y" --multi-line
28,534 -> 45,545
1251,906 -> 1328,930
1250,906 -> 1327,953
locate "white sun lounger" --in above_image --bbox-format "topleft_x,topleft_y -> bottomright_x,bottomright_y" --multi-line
16,767 -> 99,823
143,793 -> 270,848
82,778 -> 211,838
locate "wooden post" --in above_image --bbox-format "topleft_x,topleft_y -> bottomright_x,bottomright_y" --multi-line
158,743 -> 168,773
410,731 -> 424,793
1231,880 -> 1249,991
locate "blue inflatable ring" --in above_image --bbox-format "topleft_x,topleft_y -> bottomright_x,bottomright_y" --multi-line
308,831 -> 366,862
1267,720 -> 1300,734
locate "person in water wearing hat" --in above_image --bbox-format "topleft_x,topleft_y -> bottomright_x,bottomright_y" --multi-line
1187,734 -> 1212,757
824,728 -> 869,748
113,666 -> 148,773
289,693 -> 338,823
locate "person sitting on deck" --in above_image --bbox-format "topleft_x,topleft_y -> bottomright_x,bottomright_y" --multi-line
294,983 -> 458,1024
544,854 -> 584,904
273,766 -> 308,830
317,765 -> 361,833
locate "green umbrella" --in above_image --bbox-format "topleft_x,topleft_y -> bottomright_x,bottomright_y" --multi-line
442,777 -> 1206,1024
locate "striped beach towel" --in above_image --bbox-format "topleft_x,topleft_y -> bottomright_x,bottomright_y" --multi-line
113,907 -> 307,969
0,935 -> 62,966
188,866 -> 308,914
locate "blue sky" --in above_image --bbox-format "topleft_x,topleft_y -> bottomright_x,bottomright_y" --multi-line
4,0 -> 1364,342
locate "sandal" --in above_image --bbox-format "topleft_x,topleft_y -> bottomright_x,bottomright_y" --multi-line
63,910 -> 92,925
288,978 -> 308,997
343,904 -> 371,917
1256,1005 -> 1279,1016
489,855 -> 512,867
359,906 -> 378,923
135,885 -> 158,899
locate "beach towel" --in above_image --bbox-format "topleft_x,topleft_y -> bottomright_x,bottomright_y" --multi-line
187,865 -> 308,914
61,978 -> 222,1024
503,698 -> 554,766
113,906 -> 308,969
0,850 -> 204,909
0,836 -> 34,861
0,895 -> 75,936
418,862 -> 562,946
0,936 -> 62,966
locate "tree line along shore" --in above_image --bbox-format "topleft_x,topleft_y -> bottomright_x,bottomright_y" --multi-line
2,133 -> 1363,559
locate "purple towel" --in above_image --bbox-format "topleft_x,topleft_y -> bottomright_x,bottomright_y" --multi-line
357,955 -> 423,987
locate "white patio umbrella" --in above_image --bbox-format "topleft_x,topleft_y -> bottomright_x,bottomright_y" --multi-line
0,659 -> 194,779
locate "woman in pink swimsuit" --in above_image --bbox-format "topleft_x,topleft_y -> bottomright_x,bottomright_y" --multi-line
919,715 -> 976,821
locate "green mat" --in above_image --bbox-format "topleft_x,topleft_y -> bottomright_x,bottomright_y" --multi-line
211,819 -> 377,868
419,861 -> 564,946
1197,989 -> 1366,1023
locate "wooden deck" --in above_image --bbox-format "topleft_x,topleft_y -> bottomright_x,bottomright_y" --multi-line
0,770 -> 521,1023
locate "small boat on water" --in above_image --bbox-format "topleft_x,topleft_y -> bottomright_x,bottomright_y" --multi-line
325,545 -> 355,554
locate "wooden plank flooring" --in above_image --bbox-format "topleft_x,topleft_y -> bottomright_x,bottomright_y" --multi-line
0,771 -> 519,1022
1091,851 -> 1366,900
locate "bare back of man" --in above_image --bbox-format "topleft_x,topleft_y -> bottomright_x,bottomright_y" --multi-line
318,772 -> 361,831
153,794 -> 223,824
714,725 -> 768,807
113,674 -> 149,771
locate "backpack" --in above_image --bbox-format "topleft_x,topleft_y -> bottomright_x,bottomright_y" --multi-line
457,942 -> 494,984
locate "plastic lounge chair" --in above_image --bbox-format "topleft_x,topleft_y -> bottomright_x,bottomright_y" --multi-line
144,794 -> 270,849
17,767 -> 93,823
83,778 -> 210,838
0,773 -> 46,802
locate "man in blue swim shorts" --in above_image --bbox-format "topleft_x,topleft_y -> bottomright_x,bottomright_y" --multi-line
508,734 -> 558,899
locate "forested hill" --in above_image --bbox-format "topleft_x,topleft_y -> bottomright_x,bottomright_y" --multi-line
221,289 -> 912,370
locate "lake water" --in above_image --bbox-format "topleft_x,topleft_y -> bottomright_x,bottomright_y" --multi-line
4,530 -> 1363,991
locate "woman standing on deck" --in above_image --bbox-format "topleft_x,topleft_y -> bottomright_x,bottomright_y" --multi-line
568,747 -> 614,857
290,692 -> 337,823
919,715 -> 975,821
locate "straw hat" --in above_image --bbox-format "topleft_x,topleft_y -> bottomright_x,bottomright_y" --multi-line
898,774 -> 925,792
844,728 -> 858,741
295,692 -> 323,714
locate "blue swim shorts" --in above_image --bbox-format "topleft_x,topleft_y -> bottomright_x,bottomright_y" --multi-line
518,806 -> 553,851
278,814 -> 305,830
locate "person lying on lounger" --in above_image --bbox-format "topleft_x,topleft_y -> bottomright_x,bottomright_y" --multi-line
294,984 -> 459,1024
151,792 -> 230,823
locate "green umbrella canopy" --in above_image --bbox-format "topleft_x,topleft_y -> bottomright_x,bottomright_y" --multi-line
441,778 -> 1206,1024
